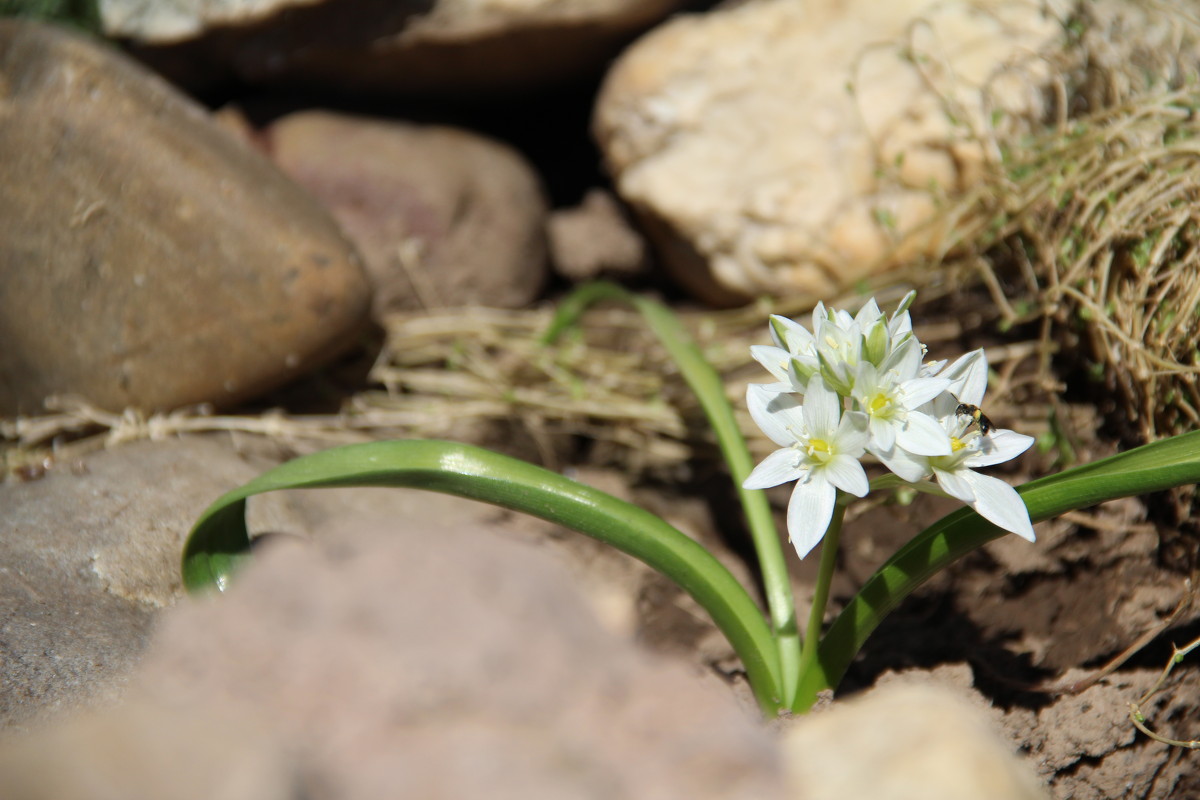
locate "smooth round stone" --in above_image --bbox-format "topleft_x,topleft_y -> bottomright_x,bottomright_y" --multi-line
0,20 -> 371,415
264,110 -> 549,315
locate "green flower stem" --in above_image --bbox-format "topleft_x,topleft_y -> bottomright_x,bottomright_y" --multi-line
791,429 -> 1200,711
542,282 -> 801,707
795,496 -> 846,704
182,439 -> 785,714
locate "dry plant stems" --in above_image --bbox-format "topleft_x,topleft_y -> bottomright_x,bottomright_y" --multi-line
3,281 -> 1030,484
896,0 -> 1200,445
837,3 -> 1200,449
1129,630 -> 1200,749
181,284 -> 1200,717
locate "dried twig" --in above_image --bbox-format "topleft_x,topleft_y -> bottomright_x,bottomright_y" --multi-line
1129,612 -> 1200,749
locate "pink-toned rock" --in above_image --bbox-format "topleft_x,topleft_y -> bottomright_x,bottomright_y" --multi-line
0,517 -> 784,799
265,110 -> 548,315
0,21 -> 370,415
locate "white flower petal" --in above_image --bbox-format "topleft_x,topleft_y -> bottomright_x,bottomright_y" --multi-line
802,379 -> 841,437
834,410 -> 870,453
787,358 -> 816,390
960,471 -> 1035,541
766,316 -> 815,355
941,349 -> 988,405
768,314 -> 799,348
920,358 -> 947,377
896,411 -> 953,456
871,416 -> 897,452
743,448 -> 804,489
928,392 -> 959,420
787,477 -> 836,559
750,345 -> 793,382
892,290 -> 917,317
937,349 -> 978,381
900,376 -> 950,408
933,467 -> 975,504
855,297 -> 882,327
811,302 -> 828,333
965,430 -> 1035,467
854,360 -> 880,390
881,337 -> 921,379
889,312 -> 913,340
747,384 -> 803,447
823,454 -> 869,497
875,447 -> 930,483
863,319 -> 889,364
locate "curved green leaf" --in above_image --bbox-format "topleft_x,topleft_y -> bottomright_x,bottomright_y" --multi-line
794,429 -> 1200,709
542,282 -> 801,706
183,439 -> 785,714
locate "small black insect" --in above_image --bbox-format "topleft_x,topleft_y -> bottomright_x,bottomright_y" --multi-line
956,403 -> 995,435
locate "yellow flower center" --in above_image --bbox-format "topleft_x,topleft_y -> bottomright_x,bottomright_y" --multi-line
950,436 -> 967,452
807,438 -> 833,462
868,392 -> 890,415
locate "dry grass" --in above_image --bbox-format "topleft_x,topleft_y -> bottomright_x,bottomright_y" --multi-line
892,1 -> 1200,445
943,85 -> 1200,442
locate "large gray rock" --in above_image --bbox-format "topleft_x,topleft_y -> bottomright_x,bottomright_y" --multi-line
103,0 -> 688,95
0,432 -> 557,733
264,110 -> 548,315
0,437 -> 279,729
0,21 -> 370,415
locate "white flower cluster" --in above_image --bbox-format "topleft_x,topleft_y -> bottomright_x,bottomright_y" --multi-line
744,292 -> 1036,559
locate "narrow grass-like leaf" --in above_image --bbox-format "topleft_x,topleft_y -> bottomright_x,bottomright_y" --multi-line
541,282 -> 801,706
793,429 -> 1200,709
183,439 -> 785,713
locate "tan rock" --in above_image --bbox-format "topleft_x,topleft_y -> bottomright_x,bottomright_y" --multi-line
104,0 -> 688,94
0,21 -> 370,415
0,700 -> 291,800
780,681 -> 1047,800
264,110 -> 548,315
594,0 -> 1067,305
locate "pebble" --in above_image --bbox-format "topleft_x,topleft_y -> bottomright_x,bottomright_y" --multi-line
547,188 -> 648,282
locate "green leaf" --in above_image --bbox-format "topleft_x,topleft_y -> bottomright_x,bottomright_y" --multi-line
541,282 -> 801,707
183,439 -> 785,714
793,429 -> 1200,709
